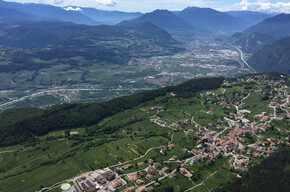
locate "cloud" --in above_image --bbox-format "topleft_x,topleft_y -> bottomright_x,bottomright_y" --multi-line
95,0 -> 118,7
53,0 -> 64,5
64,6 -> 82,11
229,0 -> 290,13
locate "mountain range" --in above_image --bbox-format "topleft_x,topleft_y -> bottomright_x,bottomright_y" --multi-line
0,0 -> 141,25
0,6 -> 45,24
0,0 -> 289,75
0,0 -> 99,25
226,11 -> 277,27
177,7 -> 247,31
118,9 -> 195,32
0,0 -> 277,34
0,21 -> 184,69
245,13 -> 290,39
119,8 -> 273,33
79,7 -> 142,25
233,13 -> 290,52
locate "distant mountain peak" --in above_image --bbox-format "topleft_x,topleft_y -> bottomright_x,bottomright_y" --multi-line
118,9 -> 195,32
146,9 -> 177,16
263,13 -> 290,22
245,13 -> 290,39
178,6 -> 247,31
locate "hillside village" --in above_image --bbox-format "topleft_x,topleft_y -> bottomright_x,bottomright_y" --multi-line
39,74 -> 289,192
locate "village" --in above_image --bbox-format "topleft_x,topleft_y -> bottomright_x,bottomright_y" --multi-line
45,74 -> 289,192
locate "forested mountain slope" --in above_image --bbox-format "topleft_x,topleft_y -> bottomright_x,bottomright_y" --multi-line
0,77 -> 224,146
248,37 -> 290,75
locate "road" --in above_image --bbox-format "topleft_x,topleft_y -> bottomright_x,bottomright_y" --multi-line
185,171 -> 218,192
0,87 -> 154,109
6,155 -> 46,173
110,146 -> 161,169
110,132 -> 175,168
144,169 -> 177,188
0,150 -> 15,153
235,47 -> 257,73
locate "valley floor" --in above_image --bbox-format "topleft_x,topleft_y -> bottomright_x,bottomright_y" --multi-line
0,38 -> 251,112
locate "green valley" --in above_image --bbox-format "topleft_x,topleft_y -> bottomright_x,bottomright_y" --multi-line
0,73 -> 288,192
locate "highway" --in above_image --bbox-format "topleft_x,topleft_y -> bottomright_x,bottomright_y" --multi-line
235,47 -> 257,73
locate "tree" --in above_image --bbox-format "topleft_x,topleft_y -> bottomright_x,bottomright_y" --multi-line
64,130 -> 70,136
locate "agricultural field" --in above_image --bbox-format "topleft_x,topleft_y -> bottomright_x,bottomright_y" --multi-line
0,74 -> 288,192
0,39 -> 250,112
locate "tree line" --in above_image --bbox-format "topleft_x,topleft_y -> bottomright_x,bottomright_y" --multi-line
0,76 -> 224,146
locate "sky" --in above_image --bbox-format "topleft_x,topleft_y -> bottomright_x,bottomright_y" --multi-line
3,0 -> 290,13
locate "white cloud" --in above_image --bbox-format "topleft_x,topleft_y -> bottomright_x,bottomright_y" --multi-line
95,0 -> 118,7
64,6 -> 82,11
53,0 -> 64,5
228,0 -> 290,13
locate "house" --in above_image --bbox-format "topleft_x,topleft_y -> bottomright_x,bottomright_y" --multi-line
160,147 -> 166,155
104,171 -> 116,181
190,157 -> 197,165
136,179 -> 144,185
138,186 -> 147,192
150,106 -> 164,111
169,173 -> 177,180
147,168 -> 156,175
180,168 -> 187,175
148,159 -> 154,165
153,163 -> 161,169
96,175 -> 106,185
127,186 -> 136,192
137,162 -> 144,167
181,148 -> 188,153
179,119 -> 190,124
112,179 -> 123,189
154,182 -> 161,187
170,123 -> 181,129
138,171 -> 146,178
180,168 -> 192,178
146,174 -> 153,180
239,109 -> 251,114
162,167 -> 169,174
128,173 -> 137,182
168,144 -> 175,149
169,155 -> 178,161
122,164 -> 133,170
81,180 -> 97,192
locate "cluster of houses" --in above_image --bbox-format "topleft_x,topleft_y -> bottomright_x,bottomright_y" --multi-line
186,110 -> 284,171
62,74 -> 289,192
177,76 -> 289,172
75,168 -> 126,192
119,158 -> 176,192
200,90 -> 250,109
151,119 -> 168,127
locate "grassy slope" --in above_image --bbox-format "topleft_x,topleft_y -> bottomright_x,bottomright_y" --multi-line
0,74 -> 288,192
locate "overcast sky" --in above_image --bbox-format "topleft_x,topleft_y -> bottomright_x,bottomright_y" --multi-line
4,0 -> 290,13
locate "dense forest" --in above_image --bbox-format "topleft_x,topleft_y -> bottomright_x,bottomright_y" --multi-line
0,76 -> 224,147
216,148 -> 290,192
